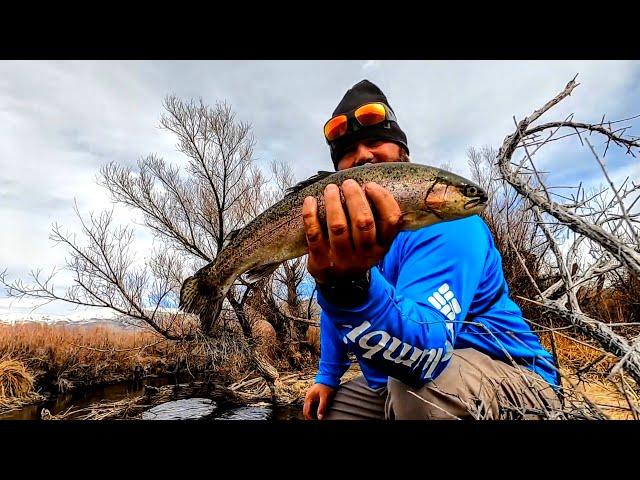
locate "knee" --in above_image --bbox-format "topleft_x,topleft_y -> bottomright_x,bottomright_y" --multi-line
386,377 -> 440,420
386,377 -> 468,420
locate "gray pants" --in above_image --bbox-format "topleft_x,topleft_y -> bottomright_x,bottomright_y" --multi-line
324,348 -> 562,420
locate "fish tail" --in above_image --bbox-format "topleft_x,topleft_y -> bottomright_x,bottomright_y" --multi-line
200,295 -> 226,334
178,275 -> 198,310
179,273 -> 225,334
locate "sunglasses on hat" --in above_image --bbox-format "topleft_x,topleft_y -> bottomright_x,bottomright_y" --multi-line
323,102 -> 398,143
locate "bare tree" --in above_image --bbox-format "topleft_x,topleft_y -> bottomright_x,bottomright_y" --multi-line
1,96 -> 307,398
1,205 -> 193,340
493,75 -> 640,390
242,160 -> 319,369
468,147 -> 551,307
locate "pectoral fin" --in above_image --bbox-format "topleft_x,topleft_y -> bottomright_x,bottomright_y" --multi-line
399,210 -> 441,230
243,261 -> 282,283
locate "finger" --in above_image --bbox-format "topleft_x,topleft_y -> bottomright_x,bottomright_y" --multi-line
303,394 -> 315,420
342,179 -> 376,252
324,184 -> 352,259
302,196 -> 329,259
317,393 -> 329,420
364,182 -> 403,248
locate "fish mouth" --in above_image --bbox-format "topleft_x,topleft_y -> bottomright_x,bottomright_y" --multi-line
464,194 -> 488,210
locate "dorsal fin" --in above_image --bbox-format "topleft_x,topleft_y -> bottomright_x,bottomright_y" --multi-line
222,228 -> 243,249
284,171 -> 335,198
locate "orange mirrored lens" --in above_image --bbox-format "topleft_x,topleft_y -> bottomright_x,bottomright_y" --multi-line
355,103 -> 386,126
324,115 -> 348,141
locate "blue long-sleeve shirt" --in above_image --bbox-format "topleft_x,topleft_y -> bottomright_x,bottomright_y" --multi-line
315,215 -> 559,391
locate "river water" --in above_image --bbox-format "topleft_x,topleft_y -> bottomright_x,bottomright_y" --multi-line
0,376 -> 304,421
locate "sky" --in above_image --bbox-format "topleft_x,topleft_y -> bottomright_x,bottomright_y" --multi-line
1,60 -> 638,318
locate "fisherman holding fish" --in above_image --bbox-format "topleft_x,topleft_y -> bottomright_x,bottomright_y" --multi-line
179,79 -> 563,419
301,80 -> 562,420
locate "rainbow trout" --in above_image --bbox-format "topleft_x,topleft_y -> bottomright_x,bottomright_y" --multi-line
180,162 -> 488,329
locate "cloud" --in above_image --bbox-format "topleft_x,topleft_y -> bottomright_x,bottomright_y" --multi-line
1,60 -> 638,315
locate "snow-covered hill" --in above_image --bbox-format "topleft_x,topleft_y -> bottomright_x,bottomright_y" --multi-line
0,308 -> 148,330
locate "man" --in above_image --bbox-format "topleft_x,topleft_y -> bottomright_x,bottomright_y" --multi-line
302,79 -> 561,420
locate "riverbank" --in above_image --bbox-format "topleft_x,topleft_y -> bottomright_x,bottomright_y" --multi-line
0,320 -> 255,395
0,375 -> 306,420
1,321 -> 638,420
0,319 -> 324,419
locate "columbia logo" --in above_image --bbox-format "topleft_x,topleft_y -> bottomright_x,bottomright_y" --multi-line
428,283 -> 461,321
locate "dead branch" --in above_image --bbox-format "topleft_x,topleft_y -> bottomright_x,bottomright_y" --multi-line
524,298 -> 640,385
492,76 -> 640,388
496,77 -> 640,278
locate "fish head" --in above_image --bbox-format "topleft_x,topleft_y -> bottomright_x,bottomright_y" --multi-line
403,168 -> 488,228
426,176 -> 488,217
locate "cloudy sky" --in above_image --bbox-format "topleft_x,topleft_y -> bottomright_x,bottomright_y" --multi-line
1,60 -> 638,318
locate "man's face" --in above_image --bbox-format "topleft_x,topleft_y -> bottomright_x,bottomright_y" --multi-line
336,138 -> 403,171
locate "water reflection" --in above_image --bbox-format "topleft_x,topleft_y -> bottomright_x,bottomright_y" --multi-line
0,376 -> 172,420
214,405 -> 273,420
0,376 -> 304,421
142,398 -> 217,420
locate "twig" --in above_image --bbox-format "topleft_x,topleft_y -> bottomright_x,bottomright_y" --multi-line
585,137 -> 640,245
614,373 -> 640,420
496,78 -> 640,277
406,391 -> 462,420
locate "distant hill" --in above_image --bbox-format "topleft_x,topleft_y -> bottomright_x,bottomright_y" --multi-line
0,311 -> 149,331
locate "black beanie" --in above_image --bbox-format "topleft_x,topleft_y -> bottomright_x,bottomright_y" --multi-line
327,79 -> 409,169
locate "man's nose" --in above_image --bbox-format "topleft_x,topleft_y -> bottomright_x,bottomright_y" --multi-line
354,144 -> 374,166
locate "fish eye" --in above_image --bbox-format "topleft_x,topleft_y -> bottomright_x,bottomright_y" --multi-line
465,186 -> 478,197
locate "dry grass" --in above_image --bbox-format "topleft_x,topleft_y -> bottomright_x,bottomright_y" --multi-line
569,374 -> 638,420
0,357 -> 34,398
0,356 -> 46,414
0,323 -> 170,387
0,318 -> 268,399
0,392 -> 47,414
539,331 -> 639,419
3,313 -> 638,420
0,322 -> 214,393
540,331 -> 617,375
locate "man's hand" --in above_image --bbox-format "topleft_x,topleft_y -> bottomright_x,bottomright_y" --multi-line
303,383 -> 336,420
302,180 -> 402,285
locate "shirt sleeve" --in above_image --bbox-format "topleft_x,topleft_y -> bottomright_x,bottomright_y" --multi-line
317,217 -> 490,388
314,310 -> 351,389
